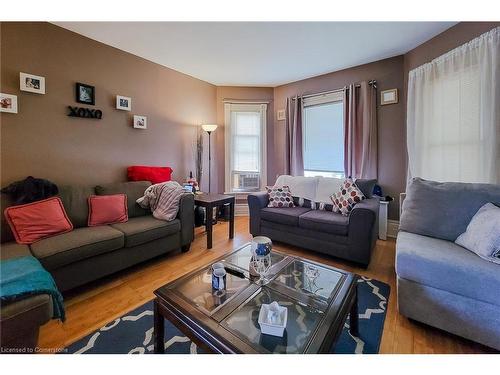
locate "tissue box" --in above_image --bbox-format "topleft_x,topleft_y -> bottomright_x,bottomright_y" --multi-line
258,303 -> 288,337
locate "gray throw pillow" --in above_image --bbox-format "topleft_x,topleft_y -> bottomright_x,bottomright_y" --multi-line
455,203 -> 500,264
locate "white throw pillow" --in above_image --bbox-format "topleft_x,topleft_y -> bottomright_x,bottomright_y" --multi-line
455,203 -> 500,264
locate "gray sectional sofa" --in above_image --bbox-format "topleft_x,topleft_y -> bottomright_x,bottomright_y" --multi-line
0,180 -> 194,350
396,178 -> 500,350
248,175 -> 379,266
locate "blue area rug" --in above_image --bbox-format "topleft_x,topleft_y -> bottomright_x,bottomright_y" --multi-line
66,276 -> 389,354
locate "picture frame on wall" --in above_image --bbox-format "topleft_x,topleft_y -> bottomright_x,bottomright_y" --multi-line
133,115 -> 147,129
0,93 -> 18,113
380,88 -> 398,105
76,82 -> 95,105
277,109 -> 286,121
20,72 -> 46,94
116,95 -> 132,111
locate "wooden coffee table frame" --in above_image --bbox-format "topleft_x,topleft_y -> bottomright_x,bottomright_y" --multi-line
153,246 -> 358,354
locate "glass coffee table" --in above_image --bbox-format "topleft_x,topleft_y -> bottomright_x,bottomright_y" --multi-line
153,243 -> 358,354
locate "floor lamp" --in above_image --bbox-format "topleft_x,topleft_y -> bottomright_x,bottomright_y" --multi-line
201,124 -> 217,193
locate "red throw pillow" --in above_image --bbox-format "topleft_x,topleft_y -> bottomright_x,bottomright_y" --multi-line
88,194 -> 128,226
127,166 -> 172,184
4,197 -> 73,244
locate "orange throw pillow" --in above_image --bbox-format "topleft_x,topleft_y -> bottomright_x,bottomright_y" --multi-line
4,197 -> 73,244
88,194 -> 128,226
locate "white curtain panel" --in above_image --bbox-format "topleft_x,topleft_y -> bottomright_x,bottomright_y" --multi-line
407,27 -> 500,185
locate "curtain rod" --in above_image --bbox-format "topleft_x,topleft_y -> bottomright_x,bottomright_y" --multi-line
295,80 -> 377,100
223,99 -> 270,104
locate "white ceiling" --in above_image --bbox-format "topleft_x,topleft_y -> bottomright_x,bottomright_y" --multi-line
54,22 -> 456,87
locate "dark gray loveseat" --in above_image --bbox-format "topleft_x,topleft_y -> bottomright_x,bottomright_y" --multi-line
248,175 -> 379,266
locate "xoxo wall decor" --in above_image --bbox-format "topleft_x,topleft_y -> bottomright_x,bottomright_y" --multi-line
67,106 -> 103,119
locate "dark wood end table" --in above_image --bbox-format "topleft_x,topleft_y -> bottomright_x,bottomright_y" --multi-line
194,193 -> 235,249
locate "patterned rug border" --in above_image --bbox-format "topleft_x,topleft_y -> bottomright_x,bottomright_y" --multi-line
65,276 -> 390,354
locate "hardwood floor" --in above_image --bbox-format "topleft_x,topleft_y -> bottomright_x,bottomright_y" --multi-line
38,216 -> 494,354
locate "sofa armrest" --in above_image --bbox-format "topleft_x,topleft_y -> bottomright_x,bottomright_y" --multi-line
177,193 -> 195,246
248,192 -> 269,236
347,197 -> 379,265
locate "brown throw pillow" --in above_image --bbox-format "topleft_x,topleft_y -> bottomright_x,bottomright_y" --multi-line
330,178 -> 365,216
266,186 -> 294,208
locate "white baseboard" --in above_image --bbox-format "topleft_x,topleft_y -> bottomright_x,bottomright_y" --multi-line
387,220 -> 400,239
235,203 -> 249,216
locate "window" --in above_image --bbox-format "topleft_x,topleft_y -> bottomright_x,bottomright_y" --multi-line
406,28 -> 499,184
302,92 -> 344,178
224,103 -> 267,192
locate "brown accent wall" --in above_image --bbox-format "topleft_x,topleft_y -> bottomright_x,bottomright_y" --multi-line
2,21 -> 497,222
273,56 -> 406,220
0,22 -> 217,189
215,86 -> 274,193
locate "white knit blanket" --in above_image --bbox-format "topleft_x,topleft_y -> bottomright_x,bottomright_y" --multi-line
136,181 -> 187,221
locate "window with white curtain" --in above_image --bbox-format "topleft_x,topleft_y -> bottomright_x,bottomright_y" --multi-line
224,103 -> 267,192
302,92 -> 344,178
407,27 -> 499,184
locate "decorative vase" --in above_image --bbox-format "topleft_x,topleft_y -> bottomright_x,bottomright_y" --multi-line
251,236 -> 272,256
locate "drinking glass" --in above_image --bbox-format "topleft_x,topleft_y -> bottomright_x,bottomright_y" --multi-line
252,254 -> 272,285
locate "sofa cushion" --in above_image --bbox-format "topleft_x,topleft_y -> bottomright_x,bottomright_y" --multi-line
111,216 -> 180,248
266,185 -> 294,208
298,210 -> 349,236
95,181 -> 152,218
260,207 -> 311,226
396,231 -> 500,306
30,226 -> 124,270
0,242 -> 32,260
4,197 -> 73,244
400,178 -> 500,241
127,166 -> 172,184
355,179 -> 377,199
0,293 -> 53,340
330,178 -> 365,216
455,203 -> 500,264
88,194 -> 128,226
58,185 -> 95,228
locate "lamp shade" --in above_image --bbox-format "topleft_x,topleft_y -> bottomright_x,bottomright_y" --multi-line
202,124 -> 218,132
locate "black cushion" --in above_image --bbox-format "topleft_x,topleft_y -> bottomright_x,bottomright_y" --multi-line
354,179 -> 377,198
298,210 -> 349,236
260,207 -> 311,226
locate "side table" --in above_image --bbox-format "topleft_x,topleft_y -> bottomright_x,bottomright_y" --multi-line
194,194 -> 235,249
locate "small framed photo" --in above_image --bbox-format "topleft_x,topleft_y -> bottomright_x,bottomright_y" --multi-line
0,93 -> 18,113
20,72 -> 46,94
380,89 -> 398,105
116,95 -> 132,111
76,82 -> 95,105
277,109 -> 286,121
133,115 -> 147,129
